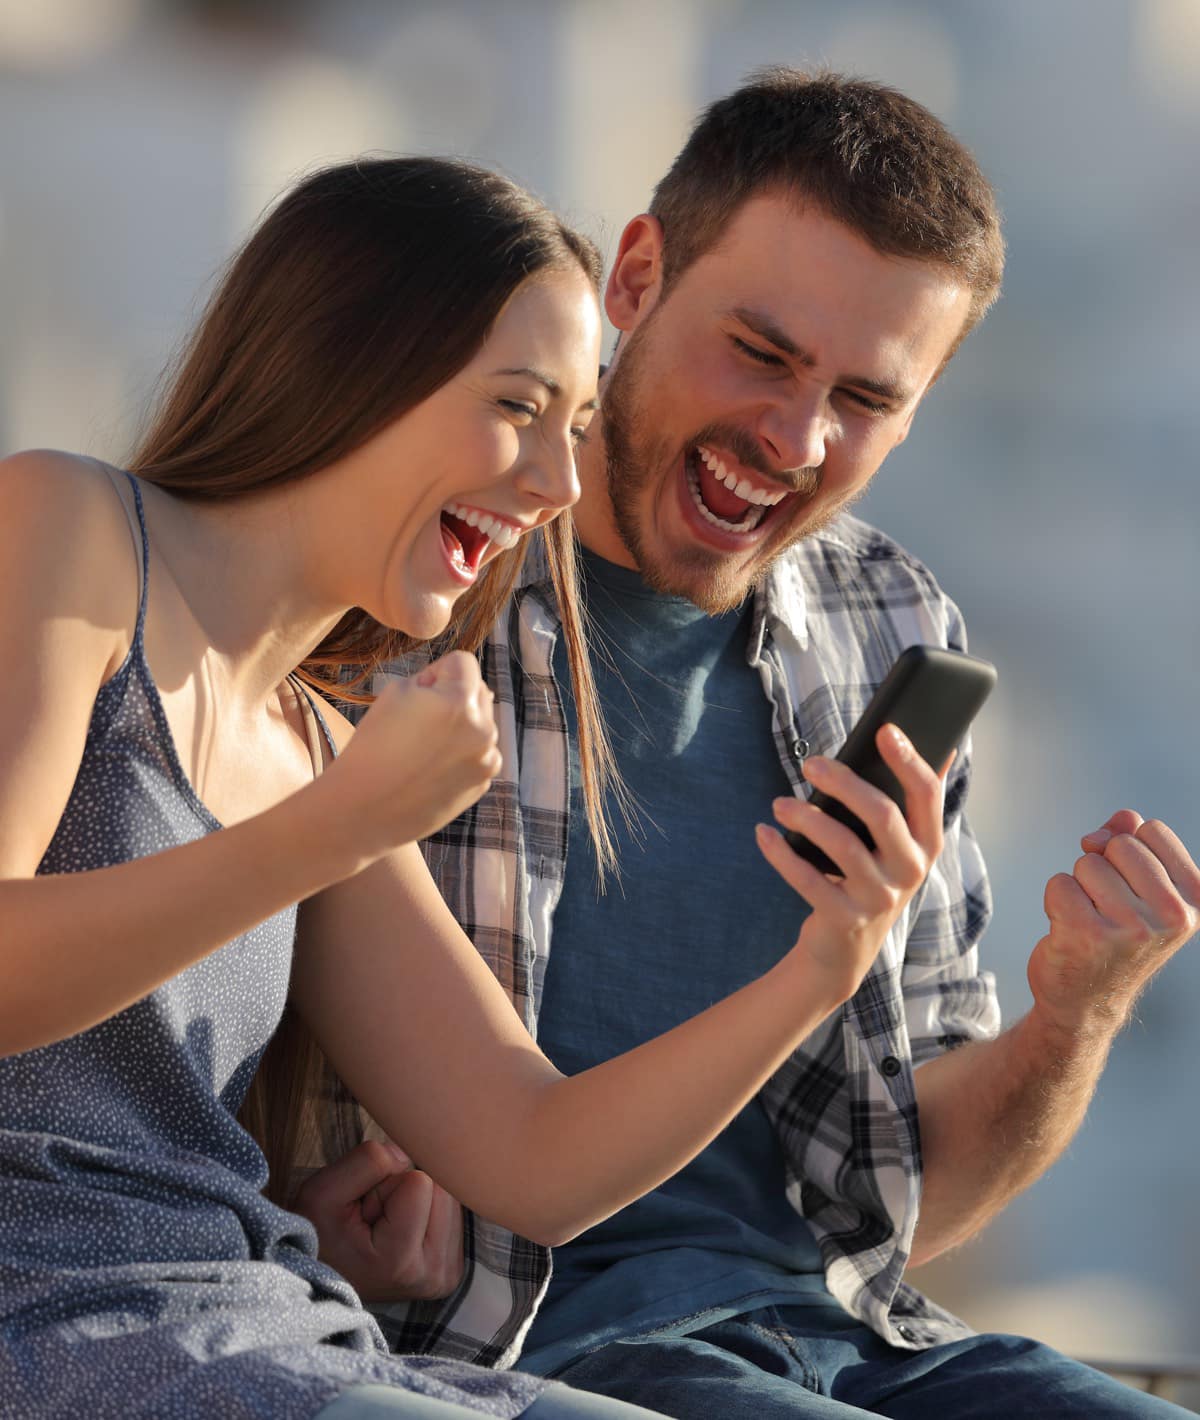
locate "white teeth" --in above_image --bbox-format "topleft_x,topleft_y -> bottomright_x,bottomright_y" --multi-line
685,466 -> 765,534
695,445 -> 789,508
443,503 -> 524,550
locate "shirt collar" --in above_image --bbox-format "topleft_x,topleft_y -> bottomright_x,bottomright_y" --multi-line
517,530 -> 553,591
754,547 -> 811,654
519,525 -> 812,652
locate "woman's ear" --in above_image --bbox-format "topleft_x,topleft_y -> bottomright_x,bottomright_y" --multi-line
604,214 -> 665,333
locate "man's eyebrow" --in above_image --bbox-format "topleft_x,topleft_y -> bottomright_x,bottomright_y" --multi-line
731,306 -> 807,361
494,366 -> 599,411
730,306 -> 911,405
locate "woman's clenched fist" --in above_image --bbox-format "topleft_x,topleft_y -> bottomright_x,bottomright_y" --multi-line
321,652 -> 502,870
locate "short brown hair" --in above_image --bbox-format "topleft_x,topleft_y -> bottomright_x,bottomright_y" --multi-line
650,68 -> 1004,352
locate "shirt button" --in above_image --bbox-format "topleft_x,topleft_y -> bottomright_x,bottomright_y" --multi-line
880,1055 -> 902,1078
896,1323 -> 917,1342
792,737 -> 809,760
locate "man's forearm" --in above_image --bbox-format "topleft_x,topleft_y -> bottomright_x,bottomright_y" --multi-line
909,1008 -> 1116,1266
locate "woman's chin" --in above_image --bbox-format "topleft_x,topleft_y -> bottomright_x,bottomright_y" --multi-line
380,592 -> 455,644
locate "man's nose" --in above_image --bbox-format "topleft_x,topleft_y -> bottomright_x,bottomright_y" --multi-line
756,394 -> 829,474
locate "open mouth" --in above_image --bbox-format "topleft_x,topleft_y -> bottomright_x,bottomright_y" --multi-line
683,445 -> 792,536
440,502 -> 521,579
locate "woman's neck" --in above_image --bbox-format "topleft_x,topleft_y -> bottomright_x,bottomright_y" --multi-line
136,478 -> 349,709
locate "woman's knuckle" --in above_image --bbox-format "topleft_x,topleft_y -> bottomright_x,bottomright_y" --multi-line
895,859 -> 923,894
854,884 -> 887,917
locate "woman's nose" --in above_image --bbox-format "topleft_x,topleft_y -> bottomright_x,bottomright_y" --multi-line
522,439 -> 582,512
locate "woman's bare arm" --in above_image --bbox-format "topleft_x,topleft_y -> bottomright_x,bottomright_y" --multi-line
0,452 -> 499,1057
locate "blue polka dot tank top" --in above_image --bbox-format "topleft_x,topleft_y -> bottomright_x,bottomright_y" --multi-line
0,470 -> 547,1419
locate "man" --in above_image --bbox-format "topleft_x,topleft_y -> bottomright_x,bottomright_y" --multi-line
299,69 -> 1199,1417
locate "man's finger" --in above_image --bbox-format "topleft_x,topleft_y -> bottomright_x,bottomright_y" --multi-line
1135,819 -> 1200,902
1043,870 -> 1101,929
1071,848 -> 1148,923
366,1149 -> 417,1224
1081,808 -> 1144,854
376,1168 -> 436,1253
293,1139 -> 409,1215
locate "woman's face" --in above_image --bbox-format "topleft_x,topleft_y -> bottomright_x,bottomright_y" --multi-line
336,265 -> 601,639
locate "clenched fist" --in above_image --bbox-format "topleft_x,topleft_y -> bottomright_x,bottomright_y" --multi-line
1029,808 -> 1199,1039
321,651 -> 502,871
292,1140 -> 465,1303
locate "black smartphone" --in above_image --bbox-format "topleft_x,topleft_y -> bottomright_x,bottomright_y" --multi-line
782,645 -> 997,875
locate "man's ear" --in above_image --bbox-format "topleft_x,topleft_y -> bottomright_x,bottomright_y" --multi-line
605,214 -> 665,333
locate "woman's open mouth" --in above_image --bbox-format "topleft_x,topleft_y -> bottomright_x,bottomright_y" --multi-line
439,502 -> 522,583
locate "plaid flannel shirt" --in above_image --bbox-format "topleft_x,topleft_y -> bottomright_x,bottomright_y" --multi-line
361,511 -> 1001,1366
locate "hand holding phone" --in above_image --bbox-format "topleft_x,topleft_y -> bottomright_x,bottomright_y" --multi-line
783,646 -> 996,875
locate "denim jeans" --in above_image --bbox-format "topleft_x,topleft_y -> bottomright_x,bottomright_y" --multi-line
315,1381 -> 665,1419
545,1301 -> 1190,1418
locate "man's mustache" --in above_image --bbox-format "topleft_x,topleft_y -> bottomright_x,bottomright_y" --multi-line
688,423 -> 821,497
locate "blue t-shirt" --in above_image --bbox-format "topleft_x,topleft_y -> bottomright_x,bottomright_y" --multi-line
521,550 -> 836,1376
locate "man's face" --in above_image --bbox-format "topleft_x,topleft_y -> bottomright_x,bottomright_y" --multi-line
576,194 -> 973,613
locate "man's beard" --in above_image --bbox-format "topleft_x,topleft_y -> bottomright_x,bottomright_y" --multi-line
600,319 -> 831,616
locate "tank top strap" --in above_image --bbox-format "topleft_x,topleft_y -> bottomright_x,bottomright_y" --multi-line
89,458 -> 151,650
286,675 -> 338,775
122,474 -> 151,647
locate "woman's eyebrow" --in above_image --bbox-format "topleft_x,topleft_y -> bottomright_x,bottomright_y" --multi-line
494,367 -> 599,410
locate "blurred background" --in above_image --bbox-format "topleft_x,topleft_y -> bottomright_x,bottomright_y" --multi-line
2,0 -> 1197,1399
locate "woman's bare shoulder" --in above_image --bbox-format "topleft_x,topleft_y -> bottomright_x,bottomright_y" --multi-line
1,446 -> 114,493
0,449 -> 142,638
0,448 -> 133,536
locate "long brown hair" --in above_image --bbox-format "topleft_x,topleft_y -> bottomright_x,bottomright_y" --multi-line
130,155 -> 618,869
128,156 -> 621,1199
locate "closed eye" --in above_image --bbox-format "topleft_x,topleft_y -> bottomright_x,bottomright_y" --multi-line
841,390 -> 890,415
499,398 -> 538,419
732,336 -> 785,368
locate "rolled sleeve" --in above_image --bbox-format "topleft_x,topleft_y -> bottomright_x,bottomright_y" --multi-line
901,750 -> 1001,1065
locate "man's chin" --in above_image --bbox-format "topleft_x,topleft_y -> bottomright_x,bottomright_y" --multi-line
634,539 -> 758,615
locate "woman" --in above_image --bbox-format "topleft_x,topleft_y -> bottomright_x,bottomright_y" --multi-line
0,159 -> 946,1419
